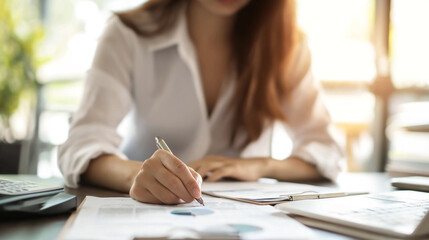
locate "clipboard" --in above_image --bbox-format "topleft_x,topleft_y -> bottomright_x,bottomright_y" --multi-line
203,190 -> 368,205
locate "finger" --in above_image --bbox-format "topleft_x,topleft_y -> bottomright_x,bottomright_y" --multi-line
133,158 -> 182,204
130,184 -> 162,204
187,161 -> 201,171
197,162 -> 224,179
157,150 -> 201,198
205,165 -> 237,182
154,167 -> 195,203
130,172 -> 164,204
146,177 -> 182,205
189,167 -> 202,187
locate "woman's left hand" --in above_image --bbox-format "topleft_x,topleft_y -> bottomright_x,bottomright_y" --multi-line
188,155 -> 269,182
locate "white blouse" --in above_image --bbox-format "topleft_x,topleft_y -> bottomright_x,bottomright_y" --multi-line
58,8 -> 345,188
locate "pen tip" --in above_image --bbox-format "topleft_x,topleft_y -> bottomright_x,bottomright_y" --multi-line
196,197 -> 205,206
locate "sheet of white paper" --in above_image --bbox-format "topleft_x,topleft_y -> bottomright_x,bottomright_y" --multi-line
202,181 -> 331,201
65,195 -> 314,240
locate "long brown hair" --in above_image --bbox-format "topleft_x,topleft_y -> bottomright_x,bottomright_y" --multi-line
116,0 -> 300,144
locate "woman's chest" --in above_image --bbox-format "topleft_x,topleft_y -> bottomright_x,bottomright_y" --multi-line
129,45 -> 235,139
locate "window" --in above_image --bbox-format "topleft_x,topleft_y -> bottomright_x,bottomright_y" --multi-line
295,0 -> 376,171
386,0 -> 429,175
390,0 -> 429,88
296,0 -> 376,82
35,0 -> 147,178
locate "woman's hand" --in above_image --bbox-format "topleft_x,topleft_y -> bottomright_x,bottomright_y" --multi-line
188,155 -> 269,182
130,150 -> 202,204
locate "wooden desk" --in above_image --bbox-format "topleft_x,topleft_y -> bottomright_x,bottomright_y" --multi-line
0,173 -> 393,240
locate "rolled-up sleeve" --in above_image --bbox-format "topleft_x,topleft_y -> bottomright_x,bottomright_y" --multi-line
282,39 -> 346,181
58,17 -> 134,188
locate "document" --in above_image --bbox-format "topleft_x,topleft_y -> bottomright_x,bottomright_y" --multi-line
202,181 -> 364,205
65,195 -> 314,240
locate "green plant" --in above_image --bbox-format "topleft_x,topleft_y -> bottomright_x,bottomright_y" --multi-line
0,0 -> 44,142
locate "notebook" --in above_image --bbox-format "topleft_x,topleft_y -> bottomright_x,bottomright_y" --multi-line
276,190 -> 429,239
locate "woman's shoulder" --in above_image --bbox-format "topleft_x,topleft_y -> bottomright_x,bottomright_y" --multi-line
99,12 -> 178,51
97,13 -> 166,58
293,35 -> 312,72
99,15 -> 139,46
286,35 -> 312,86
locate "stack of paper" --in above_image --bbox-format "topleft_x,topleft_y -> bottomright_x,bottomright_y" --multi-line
65,195 -> 314,240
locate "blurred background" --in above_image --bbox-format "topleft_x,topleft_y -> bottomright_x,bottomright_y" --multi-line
1,0 -> 428,179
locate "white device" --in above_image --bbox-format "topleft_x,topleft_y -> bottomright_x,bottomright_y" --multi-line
276,191 -> 429,239
391,176 -> 429,192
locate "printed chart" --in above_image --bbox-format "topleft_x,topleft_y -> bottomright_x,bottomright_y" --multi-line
170,208 -> 214,216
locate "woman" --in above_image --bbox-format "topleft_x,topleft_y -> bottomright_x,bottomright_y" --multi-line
59,0 -> 345,204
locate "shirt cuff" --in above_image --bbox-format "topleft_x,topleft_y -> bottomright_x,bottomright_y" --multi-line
291,141 -> 346,181
58,126 -> 127,188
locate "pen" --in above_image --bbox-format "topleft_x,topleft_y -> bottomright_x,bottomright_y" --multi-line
316,191 -> 369,199
282,191 -> 368,201
155,136 -> 205,206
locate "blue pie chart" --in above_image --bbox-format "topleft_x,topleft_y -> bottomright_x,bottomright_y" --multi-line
228,224 -> 262,233
171,208 -> 214,216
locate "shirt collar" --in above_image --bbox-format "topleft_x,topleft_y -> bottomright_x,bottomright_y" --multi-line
147,4 -> 192,55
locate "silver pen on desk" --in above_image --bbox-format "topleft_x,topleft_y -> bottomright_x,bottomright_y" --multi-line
155,136 -> 205,206
282,191 -> 368,201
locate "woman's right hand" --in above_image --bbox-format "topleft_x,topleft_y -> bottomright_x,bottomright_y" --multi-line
129,150 -> 202,204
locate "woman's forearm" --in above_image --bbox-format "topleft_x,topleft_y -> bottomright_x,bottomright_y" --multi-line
264,157 -> 323,181
81,154 -> 142,193
190,155 -> 323,182
80,154 -> 322,193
